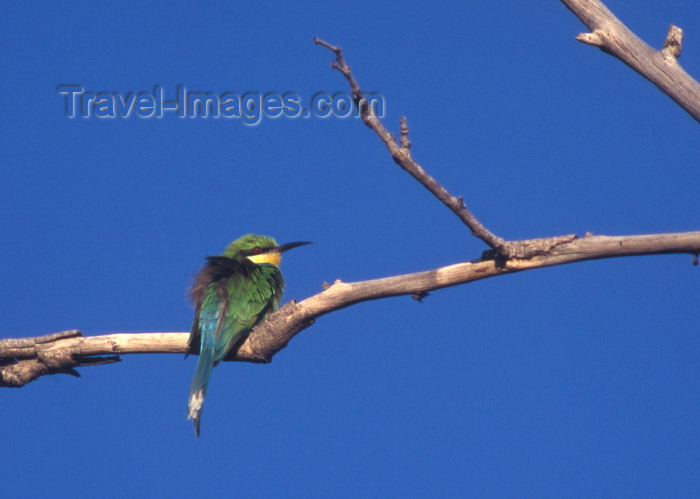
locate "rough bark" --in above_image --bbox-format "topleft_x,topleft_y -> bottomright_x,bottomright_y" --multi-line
2,1 -> 698,387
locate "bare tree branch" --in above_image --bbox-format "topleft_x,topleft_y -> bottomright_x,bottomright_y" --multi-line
3,231 -> 698,387
0,330 -> 121,387
3,11 -> 698,387
561,0 -> 700,122
312,37 -> 518,256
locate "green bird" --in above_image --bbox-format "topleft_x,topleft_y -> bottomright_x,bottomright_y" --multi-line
187,234 -> 311,436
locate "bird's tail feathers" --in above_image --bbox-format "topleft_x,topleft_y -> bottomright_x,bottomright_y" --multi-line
187,347 -> 215,437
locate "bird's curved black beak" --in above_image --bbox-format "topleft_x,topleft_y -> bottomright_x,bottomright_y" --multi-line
277,241 -> 312,253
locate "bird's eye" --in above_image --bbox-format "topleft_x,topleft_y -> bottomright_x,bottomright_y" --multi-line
250,246 -> 262,254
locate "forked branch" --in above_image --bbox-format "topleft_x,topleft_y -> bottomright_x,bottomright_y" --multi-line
3,231 -> 698,387
2,6 -> 698,387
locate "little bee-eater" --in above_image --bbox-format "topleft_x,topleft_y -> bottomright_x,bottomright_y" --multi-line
187,234 -> 311,436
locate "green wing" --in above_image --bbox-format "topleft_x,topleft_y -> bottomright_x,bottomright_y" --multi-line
211,263 -> 283,363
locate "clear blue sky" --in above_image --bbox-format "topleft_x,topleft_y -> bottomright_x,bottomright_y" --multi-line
2,1 -> 699,497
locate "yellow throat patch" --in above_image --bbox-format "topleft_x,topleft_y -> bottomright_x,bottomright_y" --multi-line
247,251 -> 282,267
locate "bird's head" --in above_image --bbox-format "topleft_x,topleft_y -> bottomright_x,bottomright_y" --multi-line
224,234 -> 311,267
